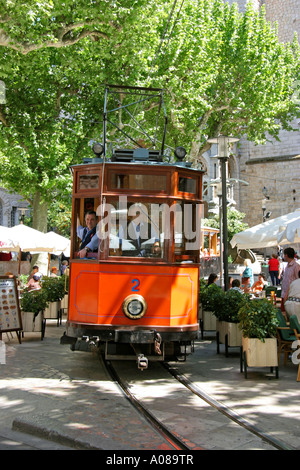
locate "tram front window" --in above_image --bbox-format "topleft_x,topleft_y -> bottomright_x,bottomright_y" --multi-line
107,201 -> 164,258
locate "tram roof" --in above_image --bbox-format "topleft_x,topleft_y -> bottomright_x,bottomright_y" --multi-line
71,158 -> 204,173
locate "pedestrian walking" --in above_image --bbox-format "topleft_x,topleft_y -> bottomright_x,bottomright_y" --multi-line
268,253 -> 280,286
281,247 -> 300,312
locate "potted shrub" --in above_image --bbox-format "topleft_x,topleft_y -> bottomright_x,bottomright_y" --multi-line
238,298 -> 279,378
20,288 -> 48,338
215,289 -> 247,356
198,281 -> 224,338
42,276 -> 65,323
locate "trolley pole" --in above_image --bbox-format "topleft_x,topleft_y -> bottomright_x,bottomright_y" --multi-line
221,157 -> 229,291
207,135 -> 239,292
218,193 -> 223,289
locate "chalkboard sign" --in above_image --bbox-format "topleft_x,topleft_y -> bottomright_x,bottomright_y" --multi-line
0,276 -> 22,343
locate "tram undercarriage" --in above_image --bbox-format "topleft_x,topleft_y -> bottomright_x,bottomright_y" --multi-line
61,325 -> 196,370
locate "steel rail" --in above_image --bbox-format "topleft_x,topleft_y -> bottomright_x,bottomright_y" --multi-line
101,355 -> 198,451
163,362 -> 294,451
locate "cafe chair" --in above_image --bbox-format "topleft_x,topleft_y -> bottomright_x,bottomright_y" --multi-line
276,309 -> 296,365
288,315 -> 300,382
266,286 -> 278,297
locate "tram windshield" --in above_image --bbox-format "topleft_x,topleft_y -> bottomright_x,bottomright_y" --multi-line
105,200 -> 200,260
107,201 -> 164,258
74,197 -> 201,262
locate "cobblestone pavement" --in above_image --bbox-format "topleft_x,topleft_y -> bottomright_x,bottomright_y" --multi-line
0,320 -> 173,450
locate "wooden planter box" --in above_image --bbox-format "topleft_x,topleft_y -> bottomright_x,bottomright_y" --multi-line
216,320 -> 242,356
240,337 -> 279,378
44,300 -> 63,325
199,308 -> 216,339
61,294 -> 68,311
21,311 -> 45,340
44,301 -> 60,319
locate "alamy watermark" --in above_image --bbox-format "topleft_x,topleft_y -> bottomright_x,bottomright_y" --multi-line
0,80 -> 6,104
0,340 -> 6,365
291,340 -> 300,365
95,196 -> 202,251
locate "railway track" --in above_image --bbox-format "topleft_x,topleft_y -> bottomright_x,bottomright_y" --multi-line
163,363 -> 293,451
101,355 -> 294,451
102,356 -> 196,450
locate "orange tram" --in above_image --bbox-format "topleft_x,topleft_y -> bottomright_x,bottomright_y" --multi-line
62,87 -> 205,369
62,151 -> 204,369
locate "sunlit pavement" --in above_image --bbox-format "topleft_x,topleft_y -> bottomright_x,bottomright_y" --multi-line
0,320 -> 172,450
1,320 -> 300,450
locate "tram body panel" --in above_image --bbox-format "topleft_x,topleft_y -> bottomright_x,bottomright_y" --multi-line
68,261 -> 198,329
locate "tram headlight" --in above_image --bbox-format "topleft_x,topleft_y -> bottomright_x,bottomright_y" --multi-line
174,146 -> 187,161
122,295 -> 147,320
92,142 -> 104,156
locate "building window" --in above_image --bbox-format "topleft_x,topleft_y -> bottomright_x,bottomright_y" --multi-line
11,206 -> 17,227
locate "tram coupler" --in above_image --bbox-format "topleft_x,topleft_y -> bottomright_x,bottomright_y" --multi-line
154,332 -> 162,355
137,354 -> 148,371
87,336 -> 100,352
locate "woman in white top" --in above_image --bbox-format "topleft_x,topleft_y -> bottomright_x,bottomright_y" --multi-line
284,272 -> 300,321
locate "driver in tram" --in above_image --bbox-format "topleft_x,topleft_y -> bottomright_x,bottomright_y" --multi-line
118,208 -> 160,257
77,210 -> 99,258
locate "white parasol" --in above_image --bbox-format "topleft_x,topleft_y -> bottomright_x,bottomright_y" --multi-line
44,231 -> 70,257
231,209 -> 300,249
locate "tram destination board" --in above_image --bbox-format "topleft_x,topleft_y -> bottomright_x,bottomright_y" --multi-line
0,275 -> 22,342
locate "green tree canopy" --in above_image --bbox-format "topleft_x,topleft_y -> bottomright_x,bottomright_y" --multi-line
203,207 -> 248,242
0,0 -> 165,231
0,0 -> 299,234
152,0 -> 300,159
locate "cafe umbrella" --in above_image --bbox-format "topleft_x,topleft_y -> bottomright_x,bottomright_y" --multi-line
231,209 -> 300,249
44,231 -> 70,257
0,224 -> 63,274
0,225 -> 17,251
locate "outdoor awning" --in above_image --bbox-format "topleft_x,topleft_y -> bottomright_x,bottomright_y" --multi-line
0,224 -> 70,255
231,209 -> 300,249
44,231 -> 70,257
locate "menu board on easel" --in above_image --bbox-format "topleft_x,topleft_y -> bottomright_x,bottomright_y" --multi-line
0,276 -> 22,343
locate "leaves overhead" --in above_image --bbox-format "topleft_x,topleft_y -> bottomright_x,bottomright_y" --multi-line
153,0 -> 300,157
0,0 -> 299,232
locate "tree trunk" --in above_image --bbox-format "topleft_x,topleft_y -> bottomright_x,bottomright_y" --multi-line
32,192 -> 48,233
30,192 -> 49,274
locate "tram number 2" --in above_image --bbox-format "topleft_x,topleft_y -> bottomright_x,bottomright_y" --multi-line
131,279 -> 140,292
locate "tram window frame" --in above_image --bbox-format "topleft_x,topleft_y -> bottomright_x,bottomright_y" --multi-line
72,197 -> 101,259
102,199 -> 168,261
75,169 -> 101,194
176,173 -> 198,198
108,169 -> 169,194
173,201 -> 200,264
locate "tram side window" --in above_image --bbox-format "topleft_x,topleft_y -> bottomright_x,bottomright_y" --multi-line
74,198 -> 99,259
107,201 -> 164,259
110,173 -> 167,192
178,177 -> 197,194
174,202 -> 200,261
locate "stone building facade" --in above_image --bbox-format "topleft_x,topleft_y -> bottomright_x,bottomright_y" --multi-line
0,188 -> 29,228
204,0 -> 300,229
239,0 -> 300,226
